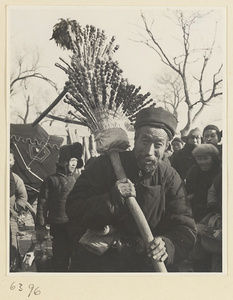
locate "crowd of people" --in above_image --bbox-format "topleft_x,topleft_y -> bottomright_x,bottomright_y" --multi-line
9,107 -> 223,273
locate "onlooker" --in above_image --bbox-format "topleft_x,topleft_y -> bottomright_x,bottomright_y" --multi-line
10,149 -> 28,272
207,172 -> 222,272
170,128 -> 202,181
203,125 -> 222,146
207,171 -> 222,214
85,149 -> 98,169
171,137 -> 184,152
36,142 -> 83,272
66,107 -> 196,272
185,144 -> 221,272
186,144 -> 221,222
203,124 -> 222,158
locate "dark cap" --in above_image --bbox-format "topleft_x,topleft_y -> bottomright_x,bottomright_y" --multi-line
203,124 -> 220,134
58,142 -> 83,168
134,107 -> 177,139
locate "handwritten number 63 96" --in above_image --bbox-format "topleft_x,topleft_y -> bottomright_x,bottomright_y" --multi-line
10,281 -> 41,297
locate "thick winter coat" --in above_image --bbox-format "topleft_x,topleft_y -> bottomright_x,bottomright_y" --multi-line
185,164 -> 221,221
66,151 -> 197,271
169,143 -> 197,181
36,169 -> 77,226
207,172 -> 222,214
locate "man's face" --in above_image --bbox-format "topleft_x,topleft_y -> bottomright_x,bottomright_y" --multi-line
134,126 -> 169,175
203,129 -> 219,146
187,134 -> 202,146
68,158 -> 78,173
195,155 -> 213,172
10,153 -> 15,168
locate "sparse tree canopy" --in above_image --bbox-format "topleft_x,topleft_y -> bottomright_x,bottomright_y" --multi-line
10,47 -> 68,124
135,9 -> 223,136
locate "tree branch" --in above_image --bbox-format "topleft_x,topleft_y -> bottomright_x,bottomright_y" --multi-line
10,72 -> 59,94
141,12 -> 181,75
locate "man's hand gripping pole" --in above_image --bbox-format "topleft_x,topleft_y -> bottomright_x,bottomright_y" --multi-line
95,128 -> 167,273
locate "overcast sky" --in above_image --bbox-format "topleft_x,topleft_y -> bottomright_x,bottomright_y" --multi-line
8,5 -> 225,131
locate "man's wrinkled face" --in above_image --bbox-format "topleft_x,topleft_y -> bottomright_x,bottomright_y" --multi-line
195,155 -> 213,172
68,158 -> 78,173
203,130 -> 219,146
134,126 -> 169,175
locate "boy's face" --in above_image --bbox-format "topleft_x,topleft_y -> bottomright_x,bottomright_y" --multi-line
68,158 -> 78,173
10,153 -> 15,168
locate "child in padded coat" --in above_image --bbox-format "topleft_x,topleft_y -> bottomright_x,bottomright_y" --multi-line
36,142 -> 83,272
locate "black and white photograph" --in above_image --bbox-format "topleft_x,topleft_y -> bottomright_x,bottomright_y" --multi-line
1,1 -> 232,299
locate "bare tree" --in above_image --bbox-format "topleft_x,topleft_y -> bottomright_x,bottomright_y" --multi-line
10,49 -> 59,95
155,73 -> 184,121
10,47 -> 66,124
16,95 -> 31,124
136,10 -> 223,136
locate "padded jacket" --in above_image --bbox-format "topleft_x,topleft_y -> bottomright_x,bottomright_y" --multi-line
66,151 -> 197,267
169,143 -> 197,181
36,169 -> 77,227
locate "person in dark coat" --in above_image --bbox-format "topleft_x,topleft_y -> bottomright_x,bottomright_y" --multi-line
207,171 -> 222,214
186,144 -> 221,222
207,171 -> 222,272
84,149 -> 98,169
66,107 -> 197,272
170,128 -> 202,181
185,144 -> 221,272
36,142 -> 83,272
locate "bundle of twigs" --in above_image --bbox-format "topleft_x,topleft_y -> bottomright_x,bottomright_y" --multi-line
51,18 -> 155,133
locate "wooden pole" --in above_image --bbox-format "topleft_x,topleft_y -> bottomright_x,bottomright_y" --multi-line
109,150 -> 167,273
31,89 -> 67,127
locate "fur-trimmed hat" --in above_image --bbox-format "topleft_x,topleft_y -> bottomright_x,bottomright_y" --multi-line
192,144 -> 219,158
58,142 -> 83,168
134,107 -> 177,140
